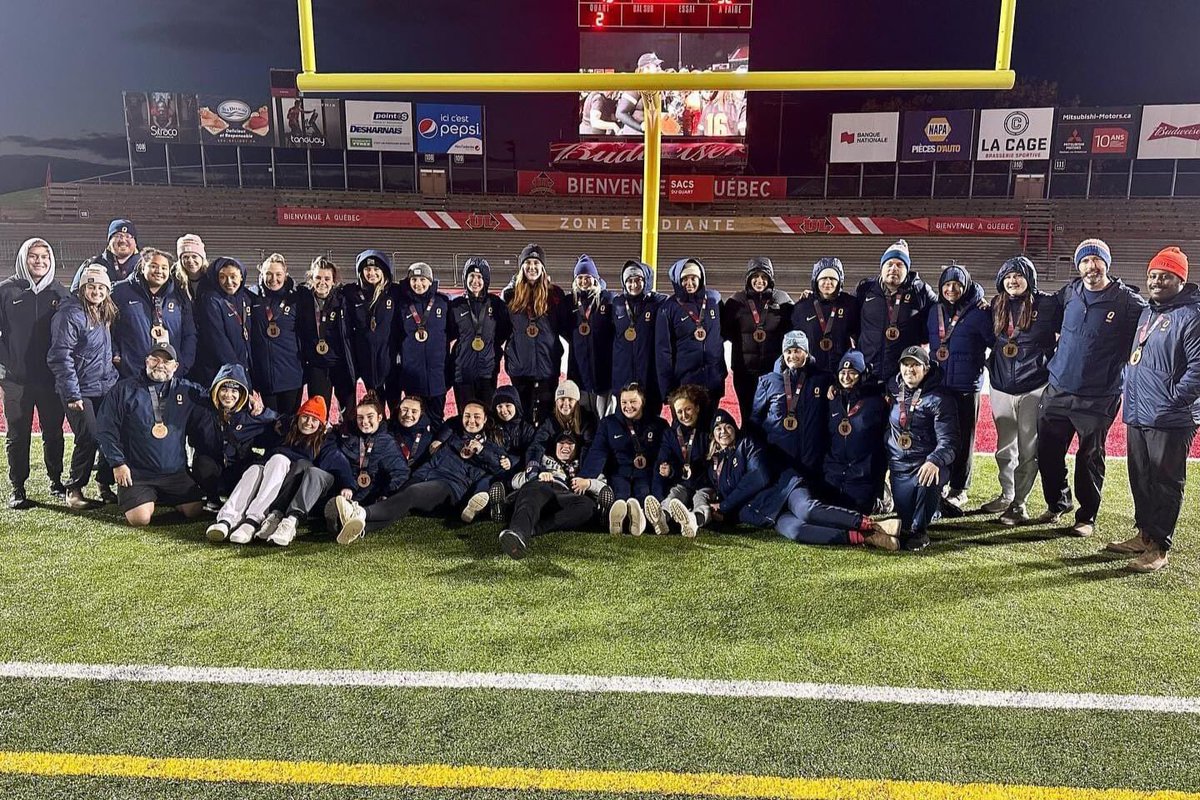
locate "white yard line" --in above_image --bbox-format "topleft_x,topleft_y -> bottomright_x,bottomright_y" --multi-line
1,661 -> 1196,715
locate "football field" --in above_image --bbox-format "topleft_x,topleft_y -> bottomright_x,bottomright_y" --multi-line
0,451 -> 1197,799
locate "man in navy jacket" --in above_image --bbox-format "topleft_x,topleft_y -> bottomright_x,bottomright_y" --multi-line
1036,239 -> 1148,537
855,240 -> 937,385
73,218 -> 141,289
1111,247 -> 1200,572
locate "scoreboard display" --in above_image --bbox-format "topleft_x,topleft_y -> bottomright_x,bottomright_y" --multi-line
579,1 -> 753,30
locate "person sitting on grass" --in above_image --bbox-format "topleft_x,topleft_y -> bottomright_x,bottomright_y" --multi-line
322,392 -> 409,535
206,395 -> 354,547
643,383 -> 712,538
334,400 -> 511,545
524,379 -> 597,466
821,350 -> 889,515
498,431 -> 615,560
476,386 -> 536,524
705,409 -> 900,550
96,343 -> 206,527
390,395 -> 436,472
188,363 -> 277,512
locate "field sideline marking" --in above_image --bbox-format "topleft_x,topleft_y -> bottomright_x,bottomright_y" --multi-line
1,750 -> 1197,799
2,661 -> 1197,715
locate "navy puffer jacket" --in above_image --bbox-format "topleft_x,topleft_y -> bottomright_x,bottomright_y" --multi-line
885,365 -> 958,475
448,258 -> 511,384
187,363 -> 278,468
194,257 -> 252,387
1122,283 -> 1200,429
248,277 -> 303,394
413,429 -> 509,503
396,277 -> 451,397
295,283 -> 353,374
926,265 -> 994,393
47,297 -> 119,402
611,260 -> 667,399
339,429 -> 410,503
721,256 -> 794,377
344,250 -> 403,390
824,379 -> 889,491
986,257 -> 1062,396
500,274 -> 569,380
708,409 -> 800,527
750,357 -> 831,480
655,258 -> 726,399
581,410 -> 666,481
111,272 -> 197,378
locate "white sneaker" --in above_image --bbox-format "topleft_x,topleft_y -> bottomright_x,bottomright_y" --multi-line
255,511 -> 282,541
666,498 -> 698,539
229,521 -> 257,545
336,502 -> 367,545
608,499 -> 628,536
268,516 -> 298,547
335,495 -> 355,528
626,498 -> 646,537
643,496 -> 669,536
460,491 -> 489,523
205,520 -> 230,543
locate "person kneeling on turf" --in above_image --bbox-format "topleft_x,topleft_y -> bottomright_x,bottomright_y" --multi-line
498,432 -> 615,560
886,346 -> 958,552
96,343 -> 206,527
706,409 -> 899,550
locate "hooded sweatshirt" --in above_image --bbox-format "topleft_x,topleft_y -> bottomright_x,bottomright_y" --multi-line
926,264 -> 994,393
0,238 -> 73,383
654,258 -> 726,399
194,257 -> 253,387
448,257 -> 512,384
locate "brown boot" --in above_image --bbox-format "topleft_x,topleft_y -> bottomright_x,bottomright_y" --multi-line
1128,547 -> 1168,573
1105,530 -> 1150,555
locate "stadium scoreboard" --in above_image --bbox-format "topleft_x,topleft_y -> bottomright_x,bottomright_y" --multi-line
579,1 -> 753,30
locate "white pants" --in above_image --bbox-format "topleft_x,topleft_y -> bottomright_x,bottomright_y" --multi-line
217,453 -> 291,525
990,385 -> 1044,508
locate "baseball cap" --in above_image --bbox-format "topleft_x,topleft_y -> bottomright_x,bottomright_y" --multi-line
148,343 -> 178,362
899,346 -> 930,367
637,52 -> 663,69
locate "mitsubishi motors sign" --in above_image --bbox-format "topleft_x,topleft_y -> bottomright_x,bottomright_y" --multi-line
1137,104 -> 1200,159
829,112 -> 900,163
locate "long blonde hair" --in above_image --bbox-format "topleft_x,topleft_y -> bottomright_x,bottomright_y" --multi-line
509,272 -> 553,319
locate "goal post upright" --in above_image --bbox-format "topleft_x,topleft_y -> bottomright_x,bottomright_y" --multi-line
294,0 -> 1018,288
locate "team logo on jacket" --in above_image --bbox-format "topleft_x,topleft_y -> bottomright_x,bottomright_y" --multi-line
167,302 -> 176,312
436,308 -> 443,317
644,312 -> 651,321
235,424 -> 243,431
1106,311 -> 1115,323
176,394 -> 183,404
386,299 -> 393,309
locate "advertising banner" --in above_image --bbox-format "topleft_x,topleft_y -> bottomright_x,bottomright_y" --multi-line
976,107 -> 1054,161
517,171 -> 786,199
668,176 -> 716,203
1052,107 -> 1139,160
273,97 -> 344,149
414,104 -> 484,155
343,101 -> 414,152
123,91 -> 200,151
924,217 -> 1022,235
198,95 -> 272,147
548,140 -> 747,167
829,112 -> 900,163
899,110 -> 974,161
1137,104 -> 1200,160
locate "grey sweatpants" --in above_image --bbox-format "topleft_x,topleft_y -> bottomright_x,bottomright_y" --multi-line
990,385 -> 1043,509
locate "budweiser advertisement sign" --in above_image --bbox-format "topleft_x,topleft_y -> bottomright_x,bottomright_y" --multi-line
518,170 -> 785,200
1137,104 -> 1200,159
548,140 -> 747,168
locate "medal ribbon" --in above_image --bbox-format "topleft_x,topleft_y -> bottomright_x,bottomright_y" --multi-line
152,296 -> 164,328
937,305 -> 963,350
783,369 -> 805,418
1136,311 -> 1168,350
748,299 -> 763,332
148,385 -> 167,429
686,295 -> 708,332
840,397 -> 864,423
625,419 -> 646,462
897,388 -> 922,431
813,299 -> 836,337
408,294 -> 434,329
224,299 -> 248,338
886,291 -> 905,329
358,436 -> 374,472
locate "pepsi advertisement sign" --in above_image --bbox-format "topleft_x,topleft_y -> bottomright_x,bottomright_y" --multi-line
415,104 -> 484,155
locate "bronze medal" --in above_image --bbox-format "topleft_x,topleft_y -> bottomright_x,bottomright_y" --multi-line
752,329 -> 767,343
471,336 -> 486,352
414,327 -> 429,343
936,346 -> 949,362
356,472 -> 372,488
885,325 -> 901,341
369,318 -> 377,332
681,465 -> 692,480
578,322 -> 591,336
460,446 -> 474,459
315,340 -> 330,355
1130,347 -> 1143,366
151,422 -> 169,439
633,454 -> 647,469
897,432 -> 913,450
782,415 -> 799,431
150,325 -> 167,342
267,322 -> 281,338
693,327 -> 707,342
838,419 -> 853,437
820,337 -> 833,352
624,327 -> 637,342
1002,342 -> 1019,359
526,323 -> 539,338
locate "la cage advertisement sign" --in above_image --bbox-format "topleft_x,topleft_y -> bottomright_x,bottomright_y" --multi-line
829,112 -> 900,163
976,107 -> 1054,161
900,110 -> 974,161
414,104 -> 484,155
1137,104 -> 1200,160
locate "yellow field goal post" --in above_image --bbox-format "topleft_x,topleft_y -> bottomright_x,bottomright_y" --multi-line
295,0 -> 1017,285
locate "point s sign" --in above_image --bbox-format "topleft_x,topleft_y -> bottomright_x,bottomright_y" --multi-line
414,103 -> 484,155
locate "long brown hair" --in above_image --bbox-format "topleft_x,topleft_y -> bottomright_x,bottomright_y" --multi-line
76,284 -> 118,326
509,272 -> 553,319
283,415 -> 328,459
992,291 -> 1035,337
553,397 -> 585,435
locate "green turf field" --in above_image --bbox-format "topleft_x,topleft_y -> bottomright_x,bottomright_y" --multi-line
0,451 -> 1197,798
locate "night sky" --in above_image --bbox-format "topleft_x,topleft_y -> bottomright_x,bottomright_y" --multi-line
1,0 -> 1198,187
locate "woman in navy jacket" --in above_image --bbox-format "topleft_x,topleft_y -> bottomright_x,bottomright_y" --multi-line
886,346 -> 959,552
448,256 -> 511,410
706,409 -> 898,549
926,263 -> 993,511
322,392 -> 409,534
646,383 -> 712,538
47,264 -> 120,508
345,250 -> 402,406
566,254 -> 615,417
501,243 -> 569,426
579,382 -> 666,536
111,247 -> 197,379
193,256 -> 252,388
822,350 -> 888,515
721,256 -> 794,424
525,379 -> 598,467
655,258 -> 726,411
296,256 -> 355,424
396,261 -> 452,419
750,330 -> 831,483
188,363 -> 278,509
390,395 -> 436,473
790,257 -> 860,376
248,253 -> 304,414
611,260 -> 666,412
984,256 -> 1061,524
476,386 -> 536,523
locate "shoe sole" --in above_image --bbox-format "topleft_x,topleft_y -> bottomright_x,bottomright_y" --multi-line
866,533 -> 900,551
608,501 -> 627,536
205,525 -> 230,543
337,518 -> 366,545
488,484 -> 507,523
643,497 -> 668,536
461,493 -> 488,523
499,530 -> 528,560
874,518 -> 901,538
666,500 -> 697,539
627,500 -> 645,537
1127,561 -> 1167,573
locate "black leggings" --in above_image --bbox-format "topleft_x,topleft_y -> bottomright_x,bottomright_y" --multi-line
261,388 -> 304,415
364,480 -> 454,532
511,377 -> 556,427
64,395 -> 112,490
508,481 -> 595,538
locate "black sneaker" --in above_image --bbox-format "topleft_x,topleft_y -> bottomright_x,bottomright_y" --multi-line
488,482 -> 508,523
8,489 -> 33,510
99,485 -> 119,505
48,481 -> 66,500
901,531 -> 930,552
499,528 -> 529,560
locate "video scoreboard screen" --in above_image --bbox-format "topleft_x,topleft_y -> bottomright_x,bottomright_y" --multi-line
579,1 -> 753,30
